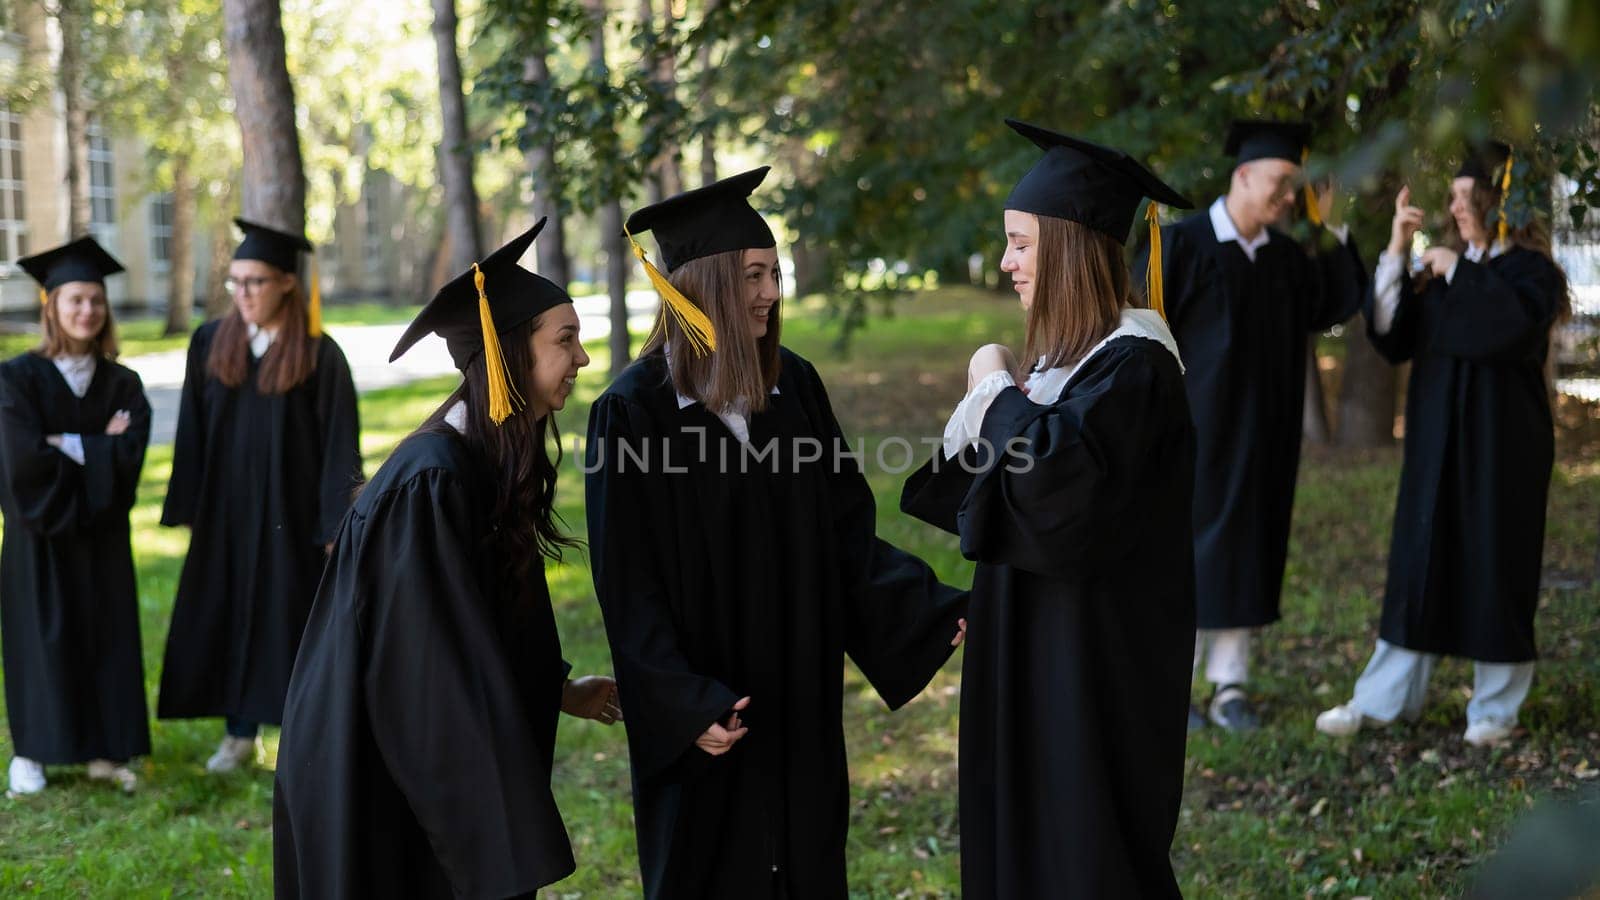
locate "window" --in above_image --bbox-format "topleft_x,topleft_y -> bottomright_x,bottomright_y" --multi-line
0,105 -> 25,265
363,180 -> 383,279
149,192 -> 173,273
88,122 -> 116,234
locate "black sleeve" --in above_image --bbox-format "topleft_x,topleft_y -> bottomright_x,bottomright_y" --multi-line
585,394 -> 740,782
798,359 -> 967,711
313,339 -> 363,545
81,367 -> 151,523
1429,254 -> 1564,361
1363,268 -> 1423,365
1305,229 -> 1369,331
0,364 -> 83,536
161,326 -> 211,527
361,470 -> 575,897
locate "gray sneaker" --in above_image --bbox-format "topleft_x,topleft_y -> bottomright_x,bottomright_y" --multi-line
1208,685 -> 1260,732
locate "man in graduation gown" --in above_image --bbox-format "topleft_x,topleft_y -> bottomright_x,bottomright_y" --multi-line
587,170 -> 968,899
1,239 -> 151,792
1134,120 -> 1367,729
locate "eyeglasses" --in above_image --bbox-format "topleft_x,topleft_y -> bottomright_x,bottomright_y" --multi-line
224,276 -> 277,296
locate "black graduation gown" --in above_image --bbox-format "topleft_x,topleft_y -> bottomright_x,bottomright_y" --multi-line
274,429 -> 575,899
901,337 -> 1197,900
157,321 -> 362,725
0,353 -> 151,764
1135,214 -> 1366,628
1363,247 -> 1562,662
585,348 -> 967,899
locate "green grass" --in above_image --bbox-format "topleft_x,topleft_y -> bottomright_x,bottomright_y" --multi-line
2,285 -> 1597,896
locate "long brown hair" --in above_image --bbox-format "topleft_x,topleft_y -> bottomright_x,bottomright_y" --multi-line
1447,178 -> 1572,320
1024,214 -> 1132,371
640,249 -> 782,413
413,313 -> 578,581
206,272 -> 320,394
35,284 -> 120,359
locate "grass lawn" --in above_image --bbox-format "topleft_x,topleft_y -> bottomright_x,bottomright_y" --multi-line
1,287 -> 1596,897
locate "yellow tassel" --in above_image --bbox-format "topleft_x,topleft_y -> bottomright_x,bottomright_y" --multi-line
307,255 -> 323,337
1496,148 -> 1514,246
1145,202 -> 1166,321
625,226 -> 717,356
1302,147 -> 1323,228
38,288 -> 48,307
474,263 -> 525,426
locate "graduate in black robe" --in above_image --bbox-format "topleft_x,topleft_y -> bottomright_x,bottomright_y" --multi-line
1,238 -> 149,795
1132,120 -> 1367,729
1316,146 -> 1565,747
588,168 -> 967,898
275,221 -> 619,898
157,220 -> 361,771
902,120 -> 1196,899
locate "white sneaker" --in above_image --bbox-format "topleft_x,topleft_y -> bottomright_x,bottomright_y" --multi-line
8,757 -> 46,795
1464,720 -> 1515,747
205,736 -> 257,773
86,759 -> 138,792
1315,703 -> 1367,737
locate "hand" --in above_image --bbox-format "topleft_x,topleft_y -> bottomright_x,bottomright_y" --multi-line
695,696 -> 750,756
1389,186 -> 1426,257
951,617 -> 967,647
104,410 -> 131,435
1315,178 -> 1338,226
967,344 -> 1018,391
562,675 -> 623,725
1420,246 -> 1459,280
45,434 -> 63,449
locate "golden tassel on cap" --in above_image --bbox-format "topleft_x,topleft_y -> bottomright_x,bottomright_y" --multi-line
1497,148 -> 1514,245
625,226 -> 717,356
1145,202 -> 1166,321
1301,147 -> 1323,228
473,263 -> 525,426
307,255 -> 323,337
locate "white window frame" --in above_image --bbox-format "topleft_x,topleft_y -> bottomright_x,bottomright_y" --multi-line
0,105 -> 26,270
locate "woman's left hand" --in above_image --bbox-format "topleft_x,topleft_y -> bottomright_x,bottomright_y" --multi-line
951,617 -> 967,647
562,675 -> 623,725
967,344 -> 1018,391
1420,247 -> 1460,280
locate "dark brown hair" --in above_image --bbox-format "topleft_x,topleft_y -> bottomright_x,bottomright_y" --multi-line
206,271 -> 319,394
413,313 -> 578,581
36,283 -> 120,359
1025,214 -> 1131,371
1446,179 -> 1572,321
640,249 -> 782,413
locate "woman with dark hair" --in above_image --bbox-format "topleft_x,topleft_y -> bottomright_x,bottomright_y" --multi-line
901,120 -> 1197,898
1,238 -> 150,795
274,221 -> 618,897
157,219 -> 362,772
586,167 -> 966,898
1317,143 -> 1569,747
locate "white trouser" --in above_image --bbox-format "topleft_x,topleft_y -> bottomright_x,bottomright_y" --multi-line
1349,639 -> 1535,727
1193,628 -> 1253,687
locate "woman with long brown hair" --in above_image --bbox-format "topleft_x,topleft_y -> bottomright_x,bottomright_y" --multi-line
1,238 -> 150,795
274,221 -> 618,897
901,120 -> 1196,898
586,167 -> 966,898
1317,143 -> 1568,747
157,219 -> 361,773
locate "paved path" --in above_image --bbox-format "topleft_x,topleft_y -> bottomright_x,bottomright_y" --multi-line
127,292 -> 661,444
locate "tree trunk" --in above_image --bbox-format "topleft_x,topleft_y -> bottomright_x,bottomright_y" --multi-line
523,48 -> 570,289
603,200 -> 629,377
57,0 -> 92,238
1302,336 -> 1331,445
654,0 -> 682,197
432,0 -> 483,272
165,154 -> 198,335
205,187 -> 236,319
222,0 -> 306,230
696,0 -> 718,186
1334,313 -> 1397,447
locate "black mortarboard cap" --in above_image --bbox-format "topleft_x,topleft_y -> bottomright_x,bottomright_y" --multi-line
1225,120 -> 1312,166
624,167 -> 776,272
17,236 -> 125,290
1456,140 -> 1512,182
390,218 -> 571,370
232,218 -> 314,272
1003,119 -> 1194,242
